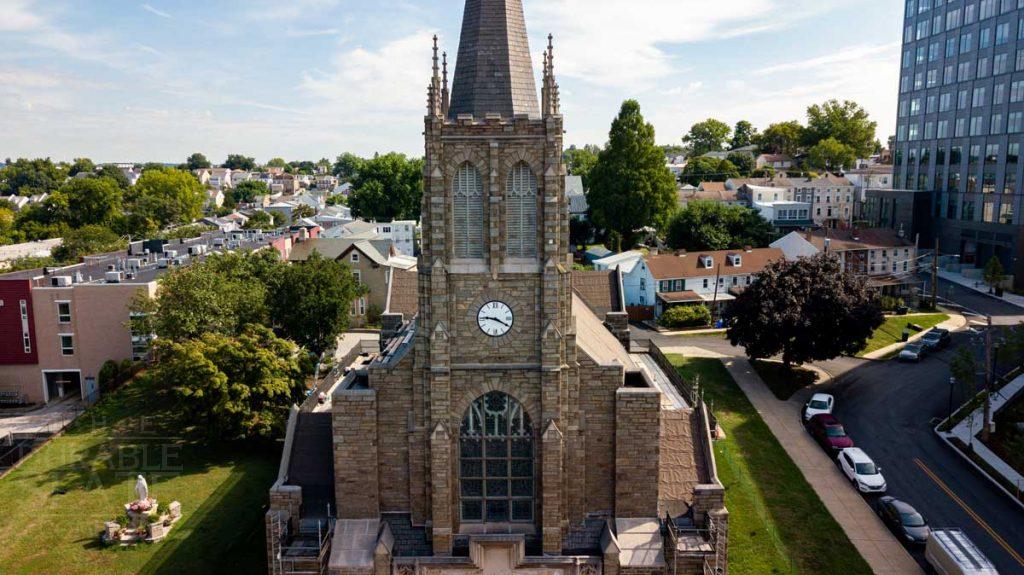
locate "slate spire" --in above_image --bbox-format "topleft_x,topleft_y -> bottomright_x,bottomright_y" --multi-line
448,0 -> 540,119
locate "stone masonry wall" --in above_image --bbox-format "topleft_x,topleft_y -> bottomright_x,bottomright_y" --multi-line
614,388 -> 661,518
577,353 -> 624,515
374,361 -> 414,512
334,389 -> 380,518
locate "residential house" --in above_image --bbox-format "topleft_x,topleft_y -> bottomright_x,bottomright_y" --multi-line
755,154 -> 793,170
754,199 -> 813,231
314,174 -> 339,190
0,239 -> 63,270
373,220 -> 418,256
118,166 -> 142,186
273,173 -> 300,194
592,251 -> 652,310
790,174 -> 855,228
193,169 -> 211,187
206,188 -> 225,210
643,247 -> 784,317
208,168 -> 233,189
678,184 -> 745,208
771,228 -> 919,296
566,175 -> 588,219
313,205 -> 354,231
844,165 -> 893,204
584,245 -> 613,263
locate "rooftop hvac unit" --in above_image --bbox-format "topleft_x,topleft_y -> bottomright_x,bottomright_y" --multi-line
51,276 -> 73,287
163,249 -> 178,259
127,258 -> 142,270
105,271 -> 123,283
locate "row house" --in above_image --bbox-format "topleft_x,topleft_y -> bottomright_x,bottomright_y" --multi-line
791,174 -> 856,228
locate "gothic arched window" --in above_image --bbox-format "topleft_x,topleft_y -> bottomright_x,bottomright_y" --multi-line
459,392 -> 534,523
506,163 -> 538,258
453,164 -> 484,258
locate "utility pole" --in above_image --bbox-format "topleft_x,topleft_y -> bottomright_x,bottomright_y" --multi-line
932,237 -> 939,309
983,315 -> 993,442
711,263 -> 722,324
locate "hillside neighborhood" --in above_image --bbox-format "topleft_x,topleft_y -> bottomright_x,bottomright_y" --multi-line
1,1 -> 1024,575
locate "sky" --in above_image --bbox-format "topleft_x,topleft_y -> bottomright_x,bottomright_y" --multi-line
0,0 -> 903,164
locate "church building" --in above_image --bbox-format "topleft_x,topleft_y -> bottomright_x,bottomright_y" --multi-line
266,2 -> 728,574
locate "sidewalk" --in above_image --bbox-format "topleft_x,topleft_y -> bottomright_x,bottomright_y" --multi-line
938,269 -> 1024,310
718,356 -> 923,575
862,313 -> 968,360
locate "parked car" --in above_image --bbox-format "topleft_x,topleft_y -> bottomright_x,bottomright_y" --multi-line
876,497 -> 930,545
898,342 -> 927,363
803,393 -> 835,422
925,528 -> 998,575
920,328 -> 951,351
838,448 -> 886,493
807,414 -> 854,453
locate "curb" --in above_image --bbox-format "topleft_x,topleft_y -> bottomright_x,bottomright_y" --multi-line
933,425 -> 1024,513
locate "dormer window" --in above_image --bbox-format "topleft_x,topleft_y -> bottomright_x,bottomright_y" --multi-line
700,255 -> 714,269
727,254 -> 742,267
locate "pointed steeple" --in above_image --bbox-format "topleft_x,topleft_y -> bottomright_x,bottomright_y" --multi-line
448,0 -> 540,119
427,35 -> 443,118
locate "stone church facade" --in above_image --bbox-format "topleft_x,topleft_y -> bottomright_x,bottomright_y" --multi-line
266,2 -> 728,575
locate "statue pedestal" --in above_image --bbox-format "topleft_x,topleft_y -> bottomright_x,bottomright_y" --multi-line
102,499 -> 182,546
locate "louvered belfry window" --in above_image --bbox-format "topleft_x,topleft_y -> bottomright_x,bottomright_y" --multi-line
453,164 -> 484,258
506,163 -> 538,258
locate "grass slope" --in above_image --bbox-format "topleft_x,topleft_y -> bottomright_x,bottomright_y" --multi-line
0,377 -> 279,575
750,360 -> 819,400
858,313 -> 949,357
669,356 -> 871,575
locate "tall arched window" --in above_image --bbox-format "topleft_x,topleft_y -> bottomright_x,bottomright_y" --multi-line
453,164 -> 484,258
459,392 -> 534,523
506,163 -> 538,258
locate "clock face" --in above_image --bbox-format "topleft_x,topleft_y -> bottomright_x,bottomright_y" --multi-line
477,301 -> 514,337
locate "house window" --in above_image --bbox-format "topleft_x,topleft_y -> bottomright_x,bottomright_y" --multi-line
639,278 -> 646,291
506,163 -> 538,258
454,164 -> 485,258
60,334 -> 75,356
703,279 -> 709,289
351,252 -> 359,263
20,300 -> 31,354
358,297 -> 366,316
353,270 -> 362,284
459,392 -> 534,523
57,301 -> 71,324
674,280 -> 683,291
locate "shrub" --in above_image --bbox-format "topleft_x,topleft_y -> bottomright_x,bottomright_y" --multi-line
659,305 -> 712,329
880,296 -> 905,312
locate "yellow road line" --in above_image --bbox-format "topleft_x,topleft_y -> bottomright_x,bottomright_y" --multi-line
914,458 -> 1024,567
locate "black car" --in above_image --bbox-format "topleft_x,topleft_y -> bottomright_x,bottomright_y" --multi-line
876,496 -> 930,545
920,328 -> 951,351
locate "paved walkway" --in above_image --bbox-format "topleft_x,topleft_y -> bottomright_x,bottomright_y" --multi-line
938,269 -> 1024,310
666,346 -> 923,575
0,398 -> 83,436
862,313 -> 968,360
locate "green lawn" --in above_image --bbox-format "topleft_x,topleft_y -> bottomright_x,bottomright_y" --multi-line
668,356 -> 871,575
750,360 -> 819,400
0,377 -> 280,575
857,313 -> 950,357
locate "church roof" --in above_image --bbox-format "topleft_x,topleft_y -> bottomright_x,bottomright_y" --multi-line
448,0 -> 540,119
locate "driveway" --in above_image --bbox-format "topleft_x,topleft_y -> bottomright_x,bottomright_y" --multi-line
0,398 -> 84,436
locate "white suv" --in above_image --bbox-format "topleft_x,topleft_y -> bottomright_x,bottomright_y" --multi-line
838,447 -> 887,493
803,393 -> 834,422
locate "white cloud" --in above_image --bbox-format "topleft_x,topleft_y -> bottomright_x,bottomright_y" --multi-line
246,0 -> 342,21
756,42 -> 900,76
285,27 -> 341,38
0,0 -> 43,31
142,4 -> 172,19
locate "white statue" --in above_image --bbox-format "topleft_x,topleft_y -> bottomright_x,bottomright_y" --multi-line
134,475 -> 149,502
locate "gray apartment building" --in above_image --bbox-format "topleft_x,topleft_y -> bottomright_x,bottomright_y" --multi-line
895,0 -> 1024,284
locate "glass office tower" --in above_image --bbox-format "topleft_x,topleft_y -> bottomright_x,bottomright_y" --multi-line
895,0 -> 1024,283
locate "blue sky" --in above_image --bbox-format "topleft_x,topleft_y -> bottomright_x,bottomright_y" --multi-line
1,0 -> 902,164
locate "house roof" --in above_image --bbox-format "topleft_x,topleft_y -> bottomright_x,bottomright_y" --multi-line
385,267 -> 419,316
807,228 -> 914,251
655,291 -> 702,303
287,237 -> 393,265
757,153 -> 792,163
573,292 -> 634,369
679,188 -> 740,203
572,270 -> 622,316
594,250 -> 644,274
646,248 -> 784,280
697,182 -> 726,193
566,175 -> 585,196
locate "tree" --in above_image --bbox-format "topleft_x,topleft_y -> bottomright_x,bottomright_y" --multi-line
563,145 -> 600,188
731,120 -> 757,149
333,152 -> 364,180
68,157 -> 95,177
804,99 -> 877,159
292,204 -> 316,221
96,165 -> 132,189
132,168 -> 206,228
666,201 -> 775,251
0,158 -> 67,195
724,254 -> 885,367
150,324 -> 304,440
726,152 -> 755,176
808,137 -> 857,171
223,154 -> 257,171
232,180 -> 269,206
52,225 -> 127,262
348,153 -> 424,221
185,153 -> 212,171
146,251 -> 272,341
682,118 -> 731,156
588,100 -> 678,247
268,251 -> 365,356
50,176 -> 123,229
984,256 -> 1006,292
266,157 -> 288,169
244,210 -> 275,230
679,157 -> 739,186
757,121 -> 804,156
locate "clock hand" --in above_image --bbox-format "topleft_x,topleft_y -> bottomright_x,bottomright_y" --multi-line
482,316 -> 511,328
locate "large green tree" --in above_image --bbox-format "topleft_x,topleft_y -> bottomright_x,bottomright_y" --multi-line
333,152 -> 365,180
150,324 -> 304,439
68,157 -> 95,177
803,99 -> 877,159
232,180 -> 269,205
185,153 -> 212,170
682,118 -> 731,156
666,201 -> 775,251
726,152 -> 755,176
808,137 -> 857,171
132,168 -> 206,228
223,154 -> 257,171
0,158 -> 67,195
563,144 -> 601,188
757,121 -> 804,156
588,100 -> 678,247
348,153 -> 424,221
724,254 -> 884,367
268,251 -> 365,356
731,120 -> 757,149
679,157 -> 739,186
49,176 -> 123,229
52,225 -> 127,262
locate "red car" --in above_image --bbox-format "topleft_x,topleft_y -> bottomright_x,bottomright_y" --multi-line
807,413 -> 855,453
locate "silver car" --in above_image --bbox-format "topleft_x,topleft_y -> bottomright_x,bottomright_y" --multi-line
898,342 -> 926,362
